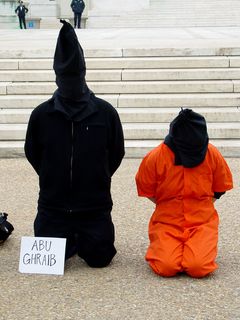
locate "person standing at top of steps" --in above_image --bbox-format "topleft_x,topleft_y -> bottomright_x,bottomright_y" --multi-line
24,20 -> 125,267
71,0 -> 85,28
136,108 -> 233,278
15,1 -> 28,29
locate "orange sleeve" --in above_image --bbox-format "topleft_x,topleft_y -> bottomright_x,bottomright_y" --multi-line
135,149 -> 158,198
212,147 -> 233,192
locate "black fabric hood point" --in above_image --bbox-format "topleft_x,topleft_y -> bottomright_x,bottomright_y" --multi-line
164,108 -> 209,168
53,19 -> 90,102
53,19 -> 91,119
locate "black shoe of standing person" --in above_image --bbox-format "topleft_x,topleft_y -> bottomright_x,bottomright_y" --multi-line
0,212 -> 14,244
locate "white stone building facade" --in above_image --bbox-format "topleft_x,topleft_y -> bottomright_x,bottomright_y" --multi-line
1,0 -> 240,28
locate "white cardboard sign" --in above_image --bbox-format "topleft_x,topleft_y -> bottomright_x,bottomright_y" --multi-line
19,236 -> 66,275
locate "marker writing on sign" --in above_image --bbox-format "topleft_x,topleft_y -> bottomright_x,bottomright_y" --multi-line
22,239 -> 56,266
31,239 -> 52,251
23,253 -> 56,266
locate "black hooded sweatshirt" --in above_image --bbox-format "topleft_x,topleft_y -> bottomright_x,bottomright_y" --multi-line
24,20 -> 125,213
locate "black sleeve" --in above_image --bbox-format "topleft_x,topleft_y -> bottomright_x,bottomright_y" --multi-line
25,6 -> 28,13
15,6 -> 19,13
24,112 -> 41,175
109,110 -> 125,176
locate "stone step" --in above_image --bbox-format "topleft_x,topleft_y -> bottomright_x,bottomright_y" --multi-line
73,80 -> 236,94
0,95 -> 52,109
39,18 -> 60,29
87,17 -> 240,28
0,122 -> 239,140
0,83 -> 9,94
0,139 -> 239,159
122,48 -> 240,58
89,9 -> 240,17
93,12 -> 240,20
1,107 -> 239,124
2,81 -> 236,95
0,94 -> 118,109
118,107 -> 240,123
1,57 -> 235,70
1,47 -> 240,59
0,60 -> 19,70
0,15 -> 18,30
88,0 -> 240,28
149,0 -> 240,10
125,139 -> 240,158
1,93 -> 240,109
122,68 -> 240,81
88,22 -> 240,29
124,12 -> 240,18
21,57 -> 232,70
0,23 -> 19,29
2,68 -> 240,82
118,93 -> 240,108
0,109 -> 31,124
0,70 -> 122,82
16,57 -> 240,69
122,122 -> 240,140
88,15 -> 240,21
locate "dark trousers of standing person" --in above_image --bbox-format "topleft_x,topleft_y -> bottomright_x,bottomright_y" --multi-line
74,13 -> 82,28
18,16 -> 27,29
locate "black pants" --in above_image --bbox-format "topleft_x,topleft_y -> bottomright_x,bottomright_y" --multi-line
34,208 -> 116,268
74,13 -> 82,28
18,16 -> 26,29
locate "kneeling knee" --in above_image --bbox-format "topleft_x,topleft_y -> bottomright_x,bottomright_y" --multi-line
148,259 -> 181,277
82,245 -> 117,268
184,259 -> 217,278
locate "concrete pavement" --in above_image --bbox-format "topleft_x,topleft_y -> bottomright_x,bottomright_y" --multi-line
0,157 -> 239,320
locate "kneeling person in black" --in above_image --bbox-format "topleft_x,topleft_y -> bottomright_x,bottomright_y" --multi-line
25,20 -> 125,268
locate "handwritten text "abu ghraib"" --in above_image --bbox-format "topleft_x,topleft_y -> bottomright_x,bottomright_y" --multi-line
22,240 -> 56,266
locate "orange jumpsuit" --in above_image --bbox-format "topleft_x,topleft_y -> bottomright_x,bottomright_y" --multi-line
136,143 -> 233,278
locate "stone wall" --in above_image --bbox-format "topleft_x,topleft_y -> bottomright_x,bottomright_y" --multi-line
57,0 -> 89,19
0,0 -> 18,28
0,0 -> 17,15
0,0 -> 149,22
28,0 -> 58,18
89,0 -> 149,12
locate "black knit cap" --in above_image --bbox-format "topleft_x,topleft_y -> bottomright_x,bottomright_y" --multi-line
53,19 -> 90,101
164,108 -> 209,168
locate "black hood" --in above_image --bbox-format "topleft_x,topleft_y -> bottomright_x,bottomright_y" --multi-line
53,20 -> 91,119
164,108 -> 209,168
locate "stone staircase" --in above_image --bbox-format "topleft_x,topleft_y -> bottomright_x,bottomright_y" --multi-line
0,52 -> 240,158
0,1 -> 18,29
87,0 -> 240,28
0,16 -> 18,29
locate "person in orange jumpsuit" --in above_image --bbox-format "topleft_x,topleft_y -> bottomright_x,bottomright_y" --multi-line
135,109 -> 233,278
